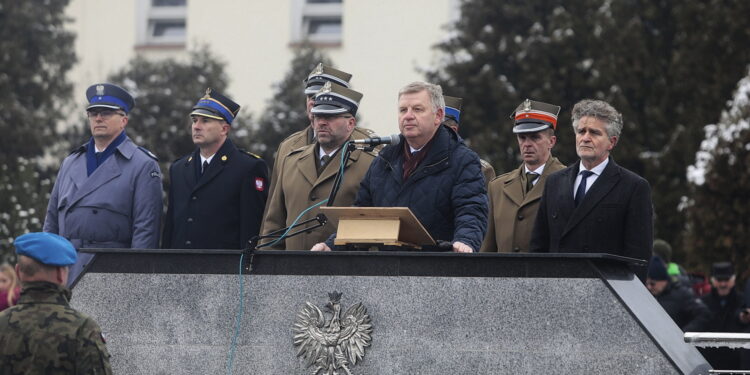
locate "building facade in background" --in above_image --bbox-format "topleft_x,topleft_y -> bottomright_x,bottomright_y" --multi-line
65,0 -> 458,136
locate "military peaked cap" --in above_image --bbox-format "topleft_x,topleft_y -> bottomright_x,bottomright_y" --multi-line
311,81 -> 363,116
511,99 -> 561,133
304,63 -> 352,95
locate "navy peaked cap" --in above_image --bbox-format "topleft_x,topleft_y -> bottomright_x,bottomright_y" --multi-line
191,88 -> 241,125
86,83 -> 135,113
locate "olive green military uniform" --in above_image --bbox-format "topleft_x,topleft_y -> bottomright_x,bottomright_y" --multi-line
480,159 -> 496,189
261,140 -> 377,250
0,281 -> 112,375
480,157 -> 565,253
261,125 -> 377,236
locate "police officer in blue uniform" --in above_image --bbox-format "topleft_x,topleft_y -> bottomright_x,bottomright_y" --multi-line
44,83 -> 163,286
162,89 -> 268,249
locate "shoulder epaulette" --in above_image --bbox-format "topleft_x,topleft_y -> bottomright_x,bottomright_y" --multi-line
352,126 -> 377,138
239,149 -> 262,159
138,146 -> 159,161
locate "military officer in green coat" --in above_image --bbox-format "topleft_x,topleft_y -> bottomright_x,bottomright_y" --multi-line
480,99 -> 565,253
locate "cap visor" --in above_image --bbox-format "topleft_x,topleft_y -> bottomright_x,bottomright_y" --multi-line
190,108 -> 225,121
87,103 -> 123,111
513,122 -> 551,134
305,84 -> 324,95
311,105 -> 349,115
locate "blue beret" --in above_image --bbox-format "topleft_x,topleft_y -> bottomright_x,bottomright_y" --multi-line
15,232 -> 77,266
86,83 -> 136,113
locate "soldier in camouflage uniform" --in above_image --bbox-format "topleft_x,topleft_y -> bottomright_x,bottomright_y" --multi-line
0,232 -> 112,374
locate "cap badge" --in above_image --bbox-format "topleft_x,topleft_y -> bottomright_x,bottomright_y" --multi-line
311,63 -> 324,76
522,99 -> 531,112
320,81 -> 332,94
202,88 -> 212,99
96,85 -> 105,96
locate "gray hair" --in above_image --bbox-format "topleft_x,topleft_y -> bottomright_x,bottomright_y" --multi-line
398,81 -> 445,116
571,99 -> 623,138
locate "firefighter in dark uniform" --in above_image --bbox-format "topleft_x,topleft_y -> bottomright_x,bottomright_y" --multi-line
162,89 -> 268,249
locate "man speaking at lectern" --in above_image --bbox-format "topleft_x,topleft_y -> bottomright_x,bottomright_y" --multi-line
312,82 -> 488,252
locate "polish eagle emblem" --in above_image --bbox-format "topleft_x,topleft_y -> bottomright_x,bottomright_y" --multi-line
293,292 -> 373,375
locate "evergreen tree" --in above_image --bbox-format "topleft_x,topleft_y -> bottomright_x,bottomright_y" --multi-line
428,0 -> 750,255
0,0 -> 76,261
245,44 -> 332,168
684,70 -> 750,277
105,50 -> 234,177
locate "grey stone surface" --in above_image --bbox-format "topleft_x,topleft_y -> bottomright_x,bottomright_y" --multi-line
72,273 -> 682,374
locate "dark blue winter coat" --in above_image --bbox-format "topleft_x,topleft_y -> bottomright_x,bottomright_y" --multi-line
352,125 -> 488,251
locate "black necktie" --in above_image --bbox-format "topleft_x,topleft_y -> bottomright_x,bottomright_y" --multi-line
574,170 -> 595,207
201,160 -> 209,175
525,172 -> 538,193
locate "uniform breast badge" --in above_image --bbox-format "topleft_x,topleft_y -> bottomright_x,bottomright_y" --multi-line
293,291 -> 373,375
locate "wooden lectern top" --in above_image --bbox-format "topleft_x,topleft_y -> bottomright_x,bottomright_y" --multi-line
320,207 -> 436,248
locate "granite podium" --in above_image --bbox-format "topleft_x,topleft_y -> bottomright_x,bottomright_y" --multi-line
71,250 -> 711,374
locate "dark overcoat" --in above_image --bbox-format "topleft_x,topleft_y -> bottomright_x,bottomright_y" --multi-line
530,158 -> 653,279
162,138 -> 268,249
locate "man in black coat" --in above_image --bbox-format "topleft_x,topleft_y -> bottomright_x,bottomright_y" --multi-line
699,262 -> 750,370
647,256 -> 711,332
162,89 -> 268,249
530,99 -> 653,280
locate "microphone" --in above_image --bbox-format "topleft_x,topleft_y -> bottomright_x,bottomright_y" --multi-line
352,134 -> 401,146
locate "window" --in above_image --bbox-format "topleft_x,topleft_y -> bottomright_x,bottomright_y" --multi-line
136,0 -> 187,46
292,0 -> 343,45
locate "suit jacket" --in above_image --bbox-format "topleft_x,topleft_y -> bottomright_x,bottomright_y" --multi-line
261,141 -> 376,250
162,138 -> 268,249
481,157 -> 565,253
530,158 -> 653,276
44,136 -> 162,248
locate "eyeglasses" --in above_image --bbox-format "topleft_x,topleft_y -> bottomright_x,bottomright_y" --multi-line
87,109 -> 125,119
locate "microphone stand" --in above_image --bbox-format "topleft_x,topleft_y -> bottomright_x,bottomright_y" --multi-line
251,213 -> 328,251
327,142 -> 370,206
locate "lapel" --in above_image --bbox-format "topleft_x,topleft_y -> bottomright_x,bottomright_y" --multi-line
67,148 -> 88,192
295,144 -> 319,187
501,164 -> 525,207
182,149 -> 200,191
191,138 -> 235,193
524,157 -> 563,204
315,146 -> 361,189
69,138 -> 135,207
562,158 -> 620,237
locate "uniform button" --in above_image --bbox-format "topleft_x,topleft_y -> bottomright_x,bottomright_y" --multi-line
310,194 -> 317,201
185,240 -> 192,246
517,214 -> 524,221
192,196 -> 197,200
187,218 -> 193,223
92,209 -> 98,214
513,247 -> 520,252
